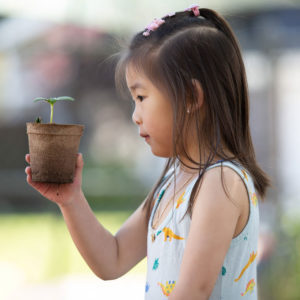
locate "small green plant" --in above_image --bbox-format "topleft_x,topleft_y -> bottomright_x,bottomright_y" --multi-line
34,96 -> 75,123
35,116 -> 42,123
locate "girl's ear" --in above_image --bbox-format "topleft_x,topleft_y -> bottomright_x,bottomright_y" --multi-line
190,79 -> 204,112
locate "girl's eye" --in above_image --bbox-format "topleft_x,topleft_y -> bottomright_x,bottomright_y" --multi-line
136,95 -> 145,102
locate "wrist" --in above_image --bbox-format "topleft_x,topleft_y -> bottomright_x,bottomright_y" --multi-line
58,189 -> 85,210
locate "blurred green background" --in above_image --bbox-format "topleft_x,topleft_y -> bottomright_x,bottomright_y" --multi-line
1,0 -> 300,299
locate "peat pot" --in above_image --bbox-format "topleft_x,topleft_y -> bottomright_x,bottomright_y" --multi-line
26,122 -> 84,183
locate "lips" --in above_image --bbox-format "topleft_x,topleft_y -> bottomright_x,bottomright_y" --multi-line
140,133 -> 149,138
140,133 -> 150,143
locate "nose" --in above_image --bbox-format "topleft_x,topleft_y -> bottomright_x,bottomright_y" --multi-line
132,105 -> 142,125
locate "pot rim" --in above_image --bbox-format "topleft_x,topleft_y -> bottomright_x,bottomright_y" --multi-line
26,122 -> 84,136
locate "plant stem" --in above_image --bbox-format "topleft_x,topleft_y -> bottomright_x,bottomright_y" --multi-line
50,103 -> 54,123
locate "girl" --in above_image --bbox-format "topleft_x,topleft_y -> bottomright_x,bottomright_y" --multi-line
25,5 -> 271,300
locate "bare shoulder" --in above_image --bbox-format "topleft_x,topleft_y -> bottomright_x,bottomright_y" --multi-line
192,164 -> 248,214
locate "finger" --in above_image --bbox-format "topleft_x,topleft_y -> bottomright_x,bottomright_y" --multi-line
25,166 -> 31,175
25,154 -> 30,164
25,166 -> 33,185
25,167 -> 40,189
26,173 -> 38,189
76,153 -> 84,169
73,153 -> 84,183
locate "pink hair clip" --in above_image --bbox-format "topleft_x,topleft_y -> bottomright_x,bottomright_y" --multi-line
184,4 -> 200,17
143,18 -> 165,37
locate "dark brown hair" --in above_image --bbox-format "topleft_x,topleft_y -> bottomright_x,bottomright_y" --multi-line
114,8 -> 271,223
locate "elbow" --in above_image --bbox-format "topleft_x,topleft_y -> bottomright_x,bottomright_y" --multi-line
92,268 -> 120,281
169,285 -> 211,300
86,264 -> 109,281
96,273 -> 110,281
93,270 -> 108,281
95,273 -> 114,281
95,271 -> 120,281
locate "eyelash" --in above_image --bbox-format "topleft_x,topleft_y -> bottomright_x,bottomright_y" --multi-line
136,95 -> 145,102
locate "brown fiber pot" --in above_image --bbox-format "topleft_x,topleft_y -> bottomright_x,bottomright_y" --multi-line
26,122 -> 84,183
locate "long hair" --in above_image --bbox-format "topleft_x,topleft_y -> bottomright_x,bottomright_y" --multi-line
114,8 -> 271,224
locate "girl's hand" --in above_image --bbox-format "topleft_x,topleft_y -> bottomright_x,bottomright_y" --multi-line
25,153 -> 84,207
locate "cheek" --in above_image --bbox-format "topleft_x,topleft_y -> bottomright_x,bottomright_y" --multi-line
143,99 -> 173,139
149,119 -> 174,153
146,112 -> 173,136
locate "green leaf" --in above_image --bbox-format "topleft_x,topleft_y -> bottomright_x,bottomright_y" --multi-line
55,96 -> 75,101
33,96 -> 75,123
34,97 -> 48,102
33,96 -> 75,103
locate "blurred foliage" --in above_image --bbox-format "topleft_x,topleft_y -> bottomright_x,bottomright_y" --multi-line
1,212 -> 300,299
258,217 -> 300,300
0,212 -> 146,285
87,195 -> 145,211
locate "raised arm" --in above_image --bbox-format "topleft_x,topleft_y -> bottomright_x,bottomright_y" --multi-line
59,193 -> 148,280
25,153 -> 148,280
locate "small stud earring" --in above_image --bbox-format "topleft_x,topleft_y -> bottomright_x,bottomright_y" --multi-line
187,108 -> 190,113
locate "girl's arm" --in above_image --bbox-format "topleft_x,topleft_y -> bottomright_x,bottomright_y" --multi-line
59,192 -> 148,280
25,154 -> 148,280
169,166 -> 246,300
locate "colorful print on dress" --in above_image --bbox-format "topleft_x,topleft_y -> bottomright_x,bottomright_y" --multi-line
151,233 -> 156,243
241,279 -> 255,296
157,280 -> 176,296
251,192 -> 258,207
175,191 -> 186,209
151,230 -> 162,243
222,266 -> 226,276
153,258 -> 159,270
162,227 -> 184,242
241,169 -> 248,181
145,282 -> 150,293
234,251 -> 257,282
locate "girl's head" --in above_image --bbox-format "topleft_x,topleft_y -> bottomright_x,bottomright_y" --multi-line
116,7 -> 250,168
114,6 -> 270,220
125,66 -> 174,158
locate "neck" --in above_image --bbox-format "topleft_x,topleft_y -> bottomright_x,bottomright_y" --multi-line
175,126 -> 234,173
177,146 -> 230,174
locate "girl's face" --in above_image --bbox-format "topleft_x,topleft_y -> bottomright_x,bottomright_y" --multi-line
126,65 -> 174,157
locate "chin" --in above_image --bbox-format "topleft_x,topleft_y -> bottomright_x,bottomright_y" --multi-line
150,147 -> 173,158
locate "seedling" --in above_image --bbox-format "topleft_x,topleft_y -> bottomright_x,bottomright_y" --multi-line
34,96 -> 75,123
35,116 -> 42,123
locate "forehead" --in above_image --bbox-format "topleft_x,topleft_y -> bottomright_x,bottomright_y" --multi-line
125,64 -> 149,91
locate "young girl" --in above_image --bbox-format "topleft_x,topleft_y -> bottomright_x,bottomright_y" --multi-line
25,5 -> 270,299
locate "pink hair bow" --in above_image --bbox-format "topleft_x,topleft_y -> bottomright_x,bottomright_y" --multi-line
185,4 -> 200,17
143,18 -> 165,36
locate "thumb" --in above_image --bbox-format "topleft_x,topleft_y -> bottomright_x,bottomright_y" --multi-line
76,153 -> 84,170
73,153 -> 84,184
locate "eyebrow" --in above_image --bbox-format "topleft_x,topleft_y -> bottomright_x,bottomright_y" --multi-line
129,82 -> 146,91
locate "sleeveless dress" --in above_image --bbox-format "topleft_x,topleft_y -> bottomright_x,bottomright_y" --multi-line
145,160 -> 259,299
